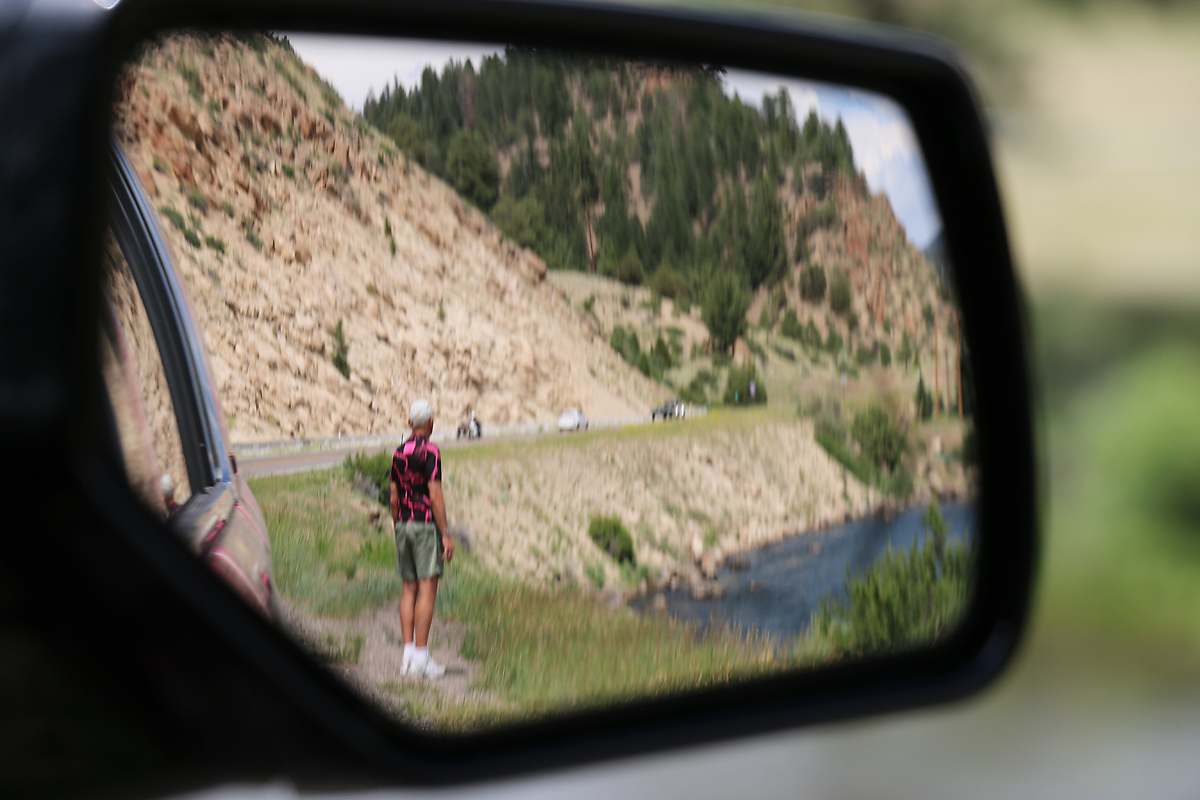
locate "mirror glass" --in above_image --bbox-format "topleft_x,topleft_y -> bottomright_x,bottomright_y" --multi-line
104,30 -> 977,731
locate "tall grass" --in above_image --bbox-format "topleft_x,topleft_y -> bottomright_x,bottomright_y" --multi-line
250,467 -> 786,729
435,554 -> 783,722
249,469 -> 401,616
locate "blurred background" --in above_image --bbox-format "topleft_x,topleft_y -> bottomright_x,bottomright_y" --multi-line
187,0 -> 1200,796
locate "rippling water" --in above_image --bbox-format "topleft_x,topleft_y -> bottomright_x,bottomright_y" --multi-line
633,500 -> 975,638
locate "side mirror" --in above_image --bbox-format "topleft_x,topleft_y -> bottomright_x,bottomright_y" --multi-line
1,0 -> 1034,791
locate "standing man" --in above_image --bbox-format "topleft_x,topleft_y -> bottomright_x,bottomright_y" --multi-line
391,398 -> 455,678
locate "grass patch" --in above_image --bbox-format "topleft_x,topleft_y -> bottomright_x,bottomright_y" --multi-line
433,551 -> 785,727
315,632 -> 366,665
158,206 -> 186,231
248,469 -> 401,617
250,464 -> 791,731
177,63 -> 202,100
242,219 -> 263,250
204,235 -> 225,254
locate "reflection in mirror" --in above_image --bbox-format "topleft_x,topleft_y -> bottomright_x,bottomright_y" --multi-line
107,30 -> 977,730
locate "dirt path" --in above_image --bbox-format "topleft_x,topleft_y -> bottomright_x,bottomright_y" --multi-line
280,601 -> 499,725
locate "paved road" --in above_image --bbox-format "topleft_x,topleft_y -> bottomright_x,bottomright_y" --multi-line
238,434 -> 513,478
236,411 -> 703,478
239,448 -> 364,478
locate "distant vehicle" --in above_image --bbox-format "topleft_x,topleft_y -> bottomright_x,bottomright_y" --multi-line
652,399 -> 684,421
457,410 -> 482,439
558,408 -> 589,432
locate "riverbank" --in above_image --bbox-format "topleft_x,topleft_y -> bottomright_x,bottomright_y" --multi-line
248,466 -> 791,730
439,409 -> 876,594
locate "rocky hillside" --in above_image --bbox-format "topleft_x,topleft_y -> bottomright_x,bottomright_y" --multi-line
755,169 -> 953,361
112,33 -> 663,442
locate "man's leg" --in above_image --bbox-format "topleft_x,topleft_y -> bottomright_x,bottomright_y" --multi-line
400,580 -> 418,645
413,576 -> 439,647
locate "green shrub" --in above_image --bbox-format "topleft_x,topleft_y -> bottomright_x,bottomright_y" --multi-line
829,274 -> 852,315
825,330 -> 843,354
609,325 -> 641,365
581,295 -> 596,315
186,185 -> 208,213
723,362 -> 767,406
242,219 -> 263,250
915,373 -> 934,420
204,236 -> 226,254
182,229 -> 201,248
588,515 -> 635,565
772,343 -> 796,362
855,345 -> 876,366
330,160 -> 345,181
851,405 -> 907,472
219,200 -> 235,217
342,450 -> 393,507
159,206 -> 186,231
585,561 -> 607,589
332,319 -> 350,378
650,335 -> 673,374
796,201 -> 838,241
810,500 -> 969,656
701,271 -> 750,353
780,308 -> 804,341
800,320 -> 820,348
799,264 -> 827,303
880,343 -> 892,367
152,156 -> 168,173
636,351 -> 652,377
601,246 -> 645,286
282,163 -> 295,179
649,264 -> 688,298
178,63 -> 203,100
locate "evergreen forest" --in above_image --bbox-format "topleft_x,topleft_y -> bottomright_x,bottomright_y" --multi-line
362,48 -> 862,307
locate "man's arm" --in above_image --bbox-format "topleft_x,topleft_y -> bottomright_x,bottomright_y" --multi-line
427,480 -> 454,563
390,478 -> 399,524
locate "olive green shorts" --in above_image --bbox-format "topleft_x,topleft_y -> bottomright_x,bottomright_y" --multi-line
394,520 -> 444,581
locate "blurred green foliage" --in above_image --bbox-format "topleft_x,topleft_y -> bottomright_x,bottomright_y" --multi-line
811,500 -> 970,656
588,515 -> 636,566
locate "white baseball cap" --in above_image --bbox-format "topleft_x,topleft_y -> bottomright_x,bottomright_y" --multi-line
409,398 -> 434,426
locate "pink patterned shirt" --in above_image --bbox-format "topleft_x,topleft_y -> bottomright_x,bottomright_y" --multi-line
391,435 -> 441,523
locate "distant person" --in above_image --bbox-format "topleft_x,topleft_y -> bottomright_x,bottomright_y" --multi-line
160,474 -> 179,516
391,398 -> 455,678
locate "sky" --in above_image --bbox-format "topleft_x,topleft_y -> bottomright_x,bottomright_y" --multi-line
286,34 -> 943,250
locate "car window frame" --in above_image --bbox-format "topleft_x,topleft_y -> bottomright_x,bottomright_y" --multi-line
106,140 -> 231,493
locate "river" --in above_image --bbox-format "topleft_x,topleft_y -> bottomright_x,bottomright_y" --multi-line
633,500 -> 976,638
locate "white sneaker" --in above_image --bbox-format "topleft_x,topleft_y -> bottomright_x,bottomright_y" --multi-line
400,650 -> 414,676
416,656 -> 445,679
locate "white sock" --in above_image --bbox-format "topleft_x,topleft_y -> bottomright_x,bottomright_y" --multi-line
403,643 -> 415,659
413,646 -> 428,664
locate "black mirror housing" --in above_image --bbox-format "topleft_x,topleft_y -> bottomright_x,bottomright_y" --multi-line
0,0 -> 1035,793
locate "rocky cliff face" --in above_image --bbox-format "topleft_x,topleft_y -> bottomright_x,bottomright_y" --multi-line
113,33 -> 662,442
762,168 -> 954,355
